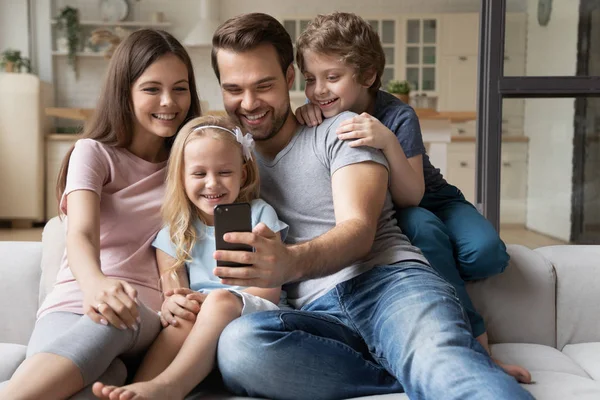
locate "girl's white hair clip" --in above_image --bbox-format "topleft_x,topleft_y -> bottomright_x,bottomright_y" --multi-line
233,127 -> 255,161
191,125 -> 255,161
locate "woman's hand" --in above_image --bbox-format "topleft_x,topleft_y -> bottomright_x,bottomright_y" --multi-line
82,276 -> 140,330
159,288 -> 207,327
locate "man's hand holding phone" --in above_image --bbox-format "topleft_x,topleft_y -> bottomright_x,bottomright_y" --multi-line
213,222 -> 295,288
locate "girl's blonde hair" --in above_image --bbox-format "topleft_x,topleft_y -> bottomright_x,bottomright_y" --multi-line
161,115 -> 260,282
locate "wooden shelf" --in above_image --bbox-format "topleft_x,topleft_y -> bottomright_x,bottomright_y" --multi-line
451,136 -> 529,143
52,51 -> 106,57
416,109 -> 478,123
47,134 -> 82,141
45,107 -> 95,121
51,20 -> 171,27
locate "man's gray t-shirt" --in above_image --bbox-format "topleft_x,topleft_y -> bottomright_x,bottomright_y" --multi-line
256,111 -> 428,308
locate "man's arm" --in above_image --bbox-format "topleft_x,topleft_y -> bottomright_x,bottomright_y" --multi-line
286,160 -> 388,281
213,160 -> 389,287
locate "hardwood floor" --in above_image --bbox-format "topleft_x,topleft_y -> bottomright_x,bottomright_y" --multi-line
500,225 -> 568,248
0,225 -> 569,249
0,227 -> 43,242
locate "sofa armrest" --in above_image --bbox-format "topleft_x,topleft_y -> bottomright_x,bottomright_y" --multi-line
467,244 -> 557,347
0,241 -> 42,345
536,245 -> 600,349
39,216 -> 66,306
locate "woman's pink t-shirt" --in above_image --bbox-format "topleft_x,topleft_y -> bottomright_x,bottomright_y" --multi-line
38,139 -> 167,318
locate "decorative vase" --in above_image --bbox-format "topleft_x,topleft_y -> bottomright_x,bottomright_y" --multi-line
4,61 -> 15,73
56,37 -> 69,53
393,93 -> 410,104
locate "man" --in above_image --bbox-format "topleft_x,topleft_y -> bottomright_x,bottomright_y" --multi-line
211,12 -> 533,400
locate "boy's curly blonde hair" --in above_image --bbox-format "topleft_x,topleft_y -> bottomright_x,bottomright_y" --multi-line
296,12 -> 385,95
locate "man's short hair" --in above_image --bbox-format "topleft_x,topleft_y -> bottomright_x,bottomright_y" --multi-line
211,13 -> 294,81
296,12 -> 385,94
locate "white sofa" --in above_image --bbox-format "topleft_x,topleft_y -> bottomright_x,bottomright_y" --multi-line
1,217 -> 600,399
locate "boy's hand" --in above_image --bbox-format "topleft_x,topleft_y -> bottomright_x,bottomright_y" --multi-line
336,112 -> 396,151
159,288 -> 205,327
295,103 -> 323,127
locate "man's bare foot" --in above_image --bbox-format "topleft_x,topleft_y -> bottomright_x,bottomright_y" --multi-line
493,358 -> 532,384
92,380 -> 184,400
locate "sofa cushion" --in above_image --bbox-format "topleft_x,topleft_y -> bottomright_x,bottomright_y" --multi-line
39,216 -> 66,306
0,343 -> 26,382
562,343 -> 600,381
467,245 -> 556,347
536,246 -> 600,349
490,343 -> 589,378
0,241 -> 42,345
491,343 -> 600,400
518,372 -> 600,400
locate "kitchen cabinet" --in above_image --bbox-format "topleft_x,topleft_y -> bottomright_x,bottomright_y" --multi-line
443,141 -> 528,224
0,74 -> 53,222
438,55 -> 478,112
45,135 -> 79,219
438,13 -> 526,123
440,13 -> 479,57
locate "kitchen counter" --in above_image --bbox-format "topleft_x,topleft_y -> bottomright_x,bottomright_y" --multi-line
450,135 -> 529,142
47,133 -> 82,141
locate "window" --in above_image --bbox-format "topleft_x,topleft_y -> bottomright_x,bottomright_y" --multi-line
367,19 -> 397,89
283,19 -> 311,92
405,18 -> 437,92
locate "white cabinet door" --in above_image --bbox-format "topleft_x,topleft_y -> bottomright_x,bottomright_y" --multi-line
446,143 -> 476,203
46,138 -> 78,219
500,143 -> 528,224
439,55 -> 478,111
503,54 -> 526,76
441,14 -> 479,56
445,142 -> 528,224
505,13 -> 527,56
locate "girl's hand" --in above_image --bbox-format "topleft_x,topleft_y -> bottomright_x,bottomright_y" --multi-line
295,103 -> 323,127
336,113 -> 396,151
82,277 -> 140,331
159,288 -> 206,327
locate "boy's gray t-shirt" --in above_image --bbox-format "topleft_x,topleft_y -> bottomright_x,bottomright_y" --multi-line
256,111 -> 427,308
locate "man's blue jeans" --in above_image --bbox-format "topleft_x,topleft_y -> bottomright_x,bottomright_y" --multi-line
217,262 -> 533,400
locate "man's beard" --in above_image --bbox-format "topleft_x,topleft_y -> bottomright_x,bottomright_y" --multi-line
243,105 -> 290,142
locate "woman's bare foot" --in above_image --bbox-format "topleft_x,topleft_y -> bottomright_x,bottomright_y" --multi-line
493,358 -> 532,384
92,380 -> 184,400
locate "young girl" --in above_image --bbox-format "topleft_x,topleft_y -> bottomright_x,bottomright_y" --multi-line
93,115 -> 288,400
0,29 -> 201,399
294,12 -> 531,383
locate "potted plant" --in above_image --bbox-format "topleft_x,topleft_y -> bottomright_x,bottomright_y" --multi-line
387,79 -> 411,104
0,49 -> 31,73
56,6 -> 81,74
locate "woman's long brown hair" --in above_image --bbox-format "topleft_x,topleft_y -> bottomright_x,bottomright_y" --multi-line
55,29 -> 201,214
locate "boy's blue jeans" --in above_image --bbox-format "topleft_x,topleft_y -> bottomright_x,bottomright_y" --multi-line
396,184 -> 510,338
217,263 -> 532,400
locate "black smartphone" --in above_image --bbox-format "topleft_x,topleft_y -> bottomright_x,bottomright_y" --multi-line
214,202 -> 253,267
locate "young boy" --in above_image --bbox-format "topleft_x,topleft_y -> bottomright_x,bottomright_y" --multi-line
295,11 -> 531,383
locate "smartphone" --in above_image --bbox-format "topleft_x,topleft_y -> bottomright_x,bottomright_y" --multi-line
214,202 -> 253,267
